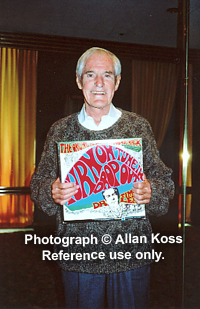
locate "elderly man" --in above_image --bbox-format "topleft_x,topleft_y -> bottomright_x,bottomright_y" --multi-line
30,47 -> 174,309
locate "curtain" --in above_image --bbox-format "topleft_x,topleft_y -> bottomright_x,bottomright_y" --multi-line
132,59 -> 180,149
0,48 -> 37,227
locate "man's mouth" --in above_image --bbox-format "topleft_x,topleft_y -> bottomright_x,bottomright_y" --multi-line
91,91 -> 106,95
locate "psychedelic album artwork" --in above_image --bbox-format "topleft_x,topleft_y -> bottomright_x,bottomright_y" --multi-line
58,138 -> 146,222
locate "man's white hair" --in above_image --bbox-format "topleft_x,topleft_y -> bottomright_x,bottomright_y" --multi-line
76,47 -> 121,80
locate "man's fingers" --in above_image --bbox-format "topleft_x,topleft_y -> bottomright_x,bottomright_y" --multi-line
133,191 -> 151,204
133,184 -> 151,195
132,176 -> 151,204
52,179 -> 79,205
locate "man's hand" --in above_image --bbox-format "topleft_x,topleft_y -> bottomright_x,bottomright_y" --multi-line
132,175 -> 151,204
52,178 -> 79,205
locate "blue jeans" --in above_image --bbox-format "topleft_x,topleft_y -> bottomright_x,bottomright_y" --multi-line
61,265 -> 150,309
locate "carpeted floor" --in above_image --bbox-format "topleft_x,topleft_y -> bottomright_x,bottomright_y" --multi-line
0,223 -> 199,309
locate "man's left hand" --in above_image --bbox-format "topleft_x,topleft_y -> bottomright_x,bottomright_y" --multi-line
132,174 -> 151,204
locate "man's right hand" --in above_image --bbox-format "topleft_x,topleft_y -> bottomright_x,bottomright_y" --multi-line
51,178 -> 79,205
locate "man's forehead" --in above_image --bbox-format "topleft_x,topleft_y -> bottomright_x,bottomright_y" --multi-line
83,52 -> 115,72
105,188 -> 115,195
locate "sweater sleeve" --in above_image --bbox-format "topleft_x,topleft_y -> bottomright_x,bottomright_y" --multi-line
138,118 -> 175,217
30,123 -> 60,216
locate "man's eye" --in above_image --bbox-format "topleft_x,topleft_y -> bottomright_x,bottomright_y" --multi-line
87,73 -> 94,78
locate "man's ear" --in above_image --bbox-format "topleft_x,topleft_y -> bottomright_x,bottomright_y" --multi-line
76,73 -> 82,90
115,74 -> 121,91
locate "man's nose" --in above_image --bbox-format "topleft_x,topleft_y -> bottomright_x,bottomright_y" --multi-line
95,75 -> 104,87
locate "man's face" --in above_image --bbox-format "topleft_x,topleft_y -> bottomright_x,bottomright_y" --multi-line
103,188 -> 119,207
76,52 -> 121,115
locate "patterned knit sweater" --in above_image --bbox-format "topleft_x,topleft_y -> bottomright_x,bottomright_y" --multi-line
30,109 -> 174,274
